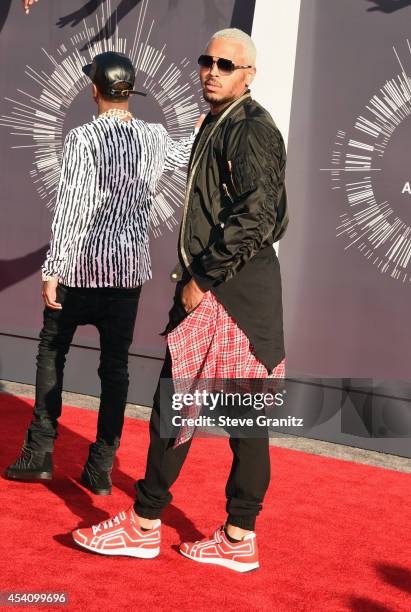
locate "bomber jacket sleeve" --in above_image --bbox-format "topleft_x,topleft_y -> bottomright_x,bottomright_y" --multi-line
190,118 -> 286,291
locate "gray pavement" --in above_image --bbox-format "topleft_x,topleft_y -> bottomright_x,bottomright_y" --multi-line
2,379 -> 410,474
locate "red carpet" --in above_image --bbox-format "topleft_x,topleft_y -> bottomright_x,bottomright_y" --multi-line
0,393 -> 410,612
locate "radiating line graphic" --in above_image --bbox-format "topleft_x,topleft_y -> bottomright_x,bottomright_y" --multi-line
0,0 -> 204,237
322,40 -> 411,283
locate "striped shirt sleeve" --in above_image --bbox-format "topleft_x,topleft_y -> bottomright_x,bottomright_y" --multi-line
42,130 -> 91,279
163,127 -> 196,172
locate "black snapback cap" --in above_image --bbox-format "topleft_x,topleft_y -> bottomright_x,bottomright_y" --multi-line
82,51 -> 146,98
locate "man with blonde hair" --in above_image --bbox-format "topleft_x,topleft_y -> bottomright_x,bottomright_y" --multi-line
73,28 -> 288,572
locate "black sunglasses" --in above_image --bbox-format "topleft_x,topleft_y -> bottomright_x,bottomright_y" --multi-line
198,54 -> 252,75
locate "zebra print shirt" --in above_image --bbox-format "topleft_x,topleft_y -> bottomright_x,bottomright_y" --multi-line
42,116 -> 195,288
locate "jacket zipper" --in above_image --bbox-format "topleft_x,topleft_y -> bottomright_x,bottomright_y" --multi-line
222,182 -> 233,203
179,93 -> 252,270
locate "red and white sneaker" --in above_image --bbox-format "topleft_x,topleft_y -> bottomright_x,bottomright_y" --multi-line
179,525 -> 259,572
72,506 -> 161,558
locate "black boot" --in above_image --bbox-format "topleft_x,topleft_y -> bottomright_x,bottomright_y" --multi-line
81,461 -> 112,495
5,445 -> 53,481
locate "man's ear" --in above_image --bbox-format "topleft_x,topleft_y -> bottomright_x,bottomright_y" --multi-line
246,67 -> 256,87
92,83 -> 99,102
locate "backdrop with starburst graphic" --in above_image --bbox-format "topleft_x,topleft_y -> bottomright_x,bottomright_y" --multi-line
280,0 -> 411,386
0,0 -> 252,403
0,0 -> 206,236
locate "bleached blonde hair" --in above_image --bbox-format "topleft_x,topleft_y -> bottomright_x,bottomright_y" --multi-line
208,28 -> 257,66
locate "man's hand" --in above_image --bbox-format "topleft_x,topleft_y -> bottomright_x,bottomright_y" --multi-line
23,0 -> 39,15
181,278 -> 205,313
42,278 -> 62,310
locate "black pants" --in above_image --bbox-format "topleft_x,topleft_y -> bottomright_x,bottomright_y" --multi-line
134,349 -> 271,531
27,284 -> 141,470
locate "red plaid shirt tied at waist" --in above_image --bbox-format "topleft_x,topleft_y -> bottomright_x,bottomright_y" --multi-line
167,291 -> 285,446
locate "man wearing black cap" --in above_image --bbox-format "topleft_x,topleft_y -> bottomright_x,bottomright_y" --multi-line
5,51 -> 202,494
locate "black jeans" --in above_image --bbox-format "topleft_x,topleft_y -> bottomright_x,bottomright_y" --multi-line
27,284 -> 141,470
134,349 -> 271,531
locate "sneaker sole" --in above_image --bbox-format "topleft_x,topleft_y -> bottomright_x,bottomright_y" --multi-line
179,549 -> 259,573
4,470 -> 52,481
72,534 -> 159,559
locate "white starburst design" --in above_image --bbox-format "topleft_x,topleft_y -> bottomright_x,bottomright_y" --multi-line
0,0 -> 204,237
322,39 -> 411,283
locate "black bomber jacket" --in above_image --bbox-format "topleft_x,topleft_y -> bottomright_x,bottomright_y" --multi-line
177,91 -> 288,291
